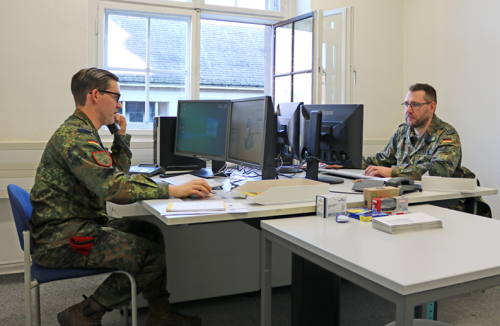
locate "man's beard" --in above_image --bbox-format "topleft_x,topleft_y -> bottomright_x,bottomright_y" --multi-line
406,114 -> 430,130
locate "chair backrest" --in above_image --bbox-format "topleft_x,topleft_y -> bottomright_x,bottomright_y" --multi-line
7,184 -> 34,253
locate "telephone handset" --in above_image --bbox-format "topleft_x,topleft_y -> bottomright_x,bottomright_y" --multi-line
106,122 -> 132,158
107,122 -> 121,135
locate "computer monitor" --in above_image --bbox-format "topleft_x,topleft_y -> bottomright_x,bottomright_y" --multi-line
276,102 -> 302,163
174,100 -> 231,174
299,104 -> 364,182
227,96 -> 277,180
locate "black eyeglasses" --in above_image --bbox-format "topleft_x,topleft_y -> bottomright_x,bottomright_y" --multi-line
401,102 -> 431,110
89,89 -> 121,102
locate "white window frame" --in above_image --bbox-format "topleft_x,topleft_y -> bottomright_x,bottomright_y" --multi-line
88,0 -> 286,135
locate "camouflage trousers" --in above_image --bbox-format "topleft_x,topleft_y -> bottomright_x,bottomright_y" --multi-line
32,218 -> 168,309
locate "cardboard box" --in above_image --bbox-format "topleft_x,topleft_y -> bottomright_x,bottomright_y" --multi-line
363,186 -> 399,208
347,207 -> 388,222
421,172 -> 476,193
372,196 -> 409,215
233,178 -> 330,205
316,194 -> 347,218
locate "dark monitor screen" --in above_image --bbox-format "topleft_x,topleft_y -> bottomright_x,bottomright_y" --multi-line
227,96 -> 277,178
276,102 -> 302,161
300,104 -> 364,168
174,100 -> 231,162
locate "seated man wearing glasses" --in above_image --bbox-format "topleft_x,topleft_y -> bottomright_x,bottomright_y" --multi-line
30,68 -> 207,326
361,83 -> 468,180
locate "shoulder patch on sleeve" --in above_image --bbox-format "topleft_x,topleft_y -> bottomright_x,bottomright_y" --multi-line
92,151 -> 113,167
442,124 -> 455,135
87,139 -> 100,146
78,124 -> 93,134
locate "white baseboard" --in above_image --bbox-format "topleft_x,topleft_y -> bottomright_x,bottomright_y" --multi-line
0,261 -> 23,275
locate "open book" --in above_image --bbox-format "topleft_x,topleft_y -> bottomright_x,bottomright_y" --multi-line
372,212 -> 442,235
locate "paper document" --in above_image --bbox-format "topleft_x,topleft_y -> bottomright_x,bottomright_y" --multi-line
166,201 -> 225,212
162,202 -> 248,216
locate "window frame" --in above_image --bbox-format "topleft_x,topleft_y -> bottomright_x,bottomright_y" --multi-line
88,0 -> 284,135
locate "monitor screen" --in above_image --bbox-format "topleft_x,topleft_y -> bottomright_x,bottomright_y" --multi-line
227,96 -> 277,179
276,102 -> 302,161
300,104 -> 364,168
174,100 -> 231,162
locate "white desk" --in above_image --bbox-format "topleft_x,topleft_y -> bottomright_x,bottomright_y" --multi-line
261,205 -> 500,326
109,175 -> 496,304
138,175 -> 497,225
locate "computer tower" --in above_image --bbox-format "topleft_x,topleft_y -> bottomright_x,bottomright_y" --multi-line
153,116 -> 206,169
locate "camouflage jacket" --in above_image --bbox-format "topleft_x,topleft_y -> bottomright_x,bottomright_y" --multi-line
30,109 -> 170,253
362,114 -> 465,180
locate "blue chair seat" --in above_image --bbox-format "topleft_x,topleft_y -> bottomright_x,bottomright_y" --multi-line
7,184 -> 137,326
31,262 -> 118,284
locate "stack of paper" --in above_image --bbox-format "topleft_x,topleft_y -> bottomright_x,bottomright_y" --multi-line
372,212 -> 442,235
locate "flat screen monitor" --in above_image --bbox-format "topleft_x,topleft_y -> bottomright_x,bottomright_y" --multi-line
227,96 -> 277,179
300,104 -> 364,168
276,102 -> 302,162
174,100 -> 231,163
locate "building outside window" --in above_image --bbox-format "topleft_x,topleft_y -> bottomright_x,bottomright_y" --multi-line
100,0 -> 280,129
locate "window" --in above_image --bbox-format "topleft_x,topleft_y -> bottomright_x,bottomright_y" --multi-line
104,12 -> 190,129
199,20 -> 270,100
273,13 -> 314,106
93,1 -> 282,130
204,0 -> 280,11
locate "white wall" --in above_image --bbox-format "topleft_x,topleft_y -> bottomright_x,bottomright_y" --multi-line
312,0 -> 405,140
313,0 -> 499,216
403,0 -> 500,216
0,1 -> 89,142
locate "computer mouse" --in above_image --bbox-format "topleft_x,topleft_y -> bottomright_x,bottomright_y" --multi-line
188,192 -> 213,198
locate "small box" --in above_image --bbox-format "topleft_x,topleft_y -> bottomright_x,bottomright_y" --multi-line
316,194 -> 347,218
363,186 -> 399,209
372,196 -> 409,215
347,207 -> 388,222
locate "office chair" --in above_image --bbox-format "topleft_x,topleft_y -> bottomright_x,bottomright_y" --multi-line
7,184 -> 137,326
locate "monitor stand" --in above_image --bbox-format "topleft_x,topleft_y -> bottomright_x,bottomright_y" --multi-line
190,160 -> 226,178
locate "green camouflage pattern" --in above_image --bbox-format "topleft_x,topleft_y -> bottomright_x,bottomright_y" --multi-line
30,109 -> 170,253
362,114 -> 465,180
32,218 -> 168,309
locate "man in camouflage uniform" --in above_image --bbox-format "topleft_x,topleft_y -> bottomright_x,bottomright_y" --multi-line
362,83 -> 467,180
30,68 -> 210,326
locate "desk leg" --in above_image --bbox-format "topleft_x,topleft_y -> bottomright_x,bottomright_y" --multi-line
261,230 -> 272,326
395,297 -> 414,326
291,254 -> 340,326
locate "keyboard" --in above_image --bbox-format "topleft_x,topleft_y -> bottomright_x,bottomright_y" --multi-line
318,168 -> 374,180
162,174 -> 224,189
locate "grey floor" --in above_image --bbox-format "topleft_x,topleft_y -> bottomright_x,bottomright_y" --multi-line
1,272 -> 500,326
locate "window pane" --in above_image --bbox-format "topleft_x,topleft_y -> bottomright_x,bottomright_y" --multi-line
112,70 -> 146,124
150,18 -> 187,71
126,102 -> 145,123
293,73 -> 311,104
293,18 -> 313,71
235,0 -> 267,10
200,20 -> 265,100
204,0 -> 277,11
150,72 -> 186,116
275,24 -> 292,74
274,75 -> 291,106
107,14 -> 147,69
